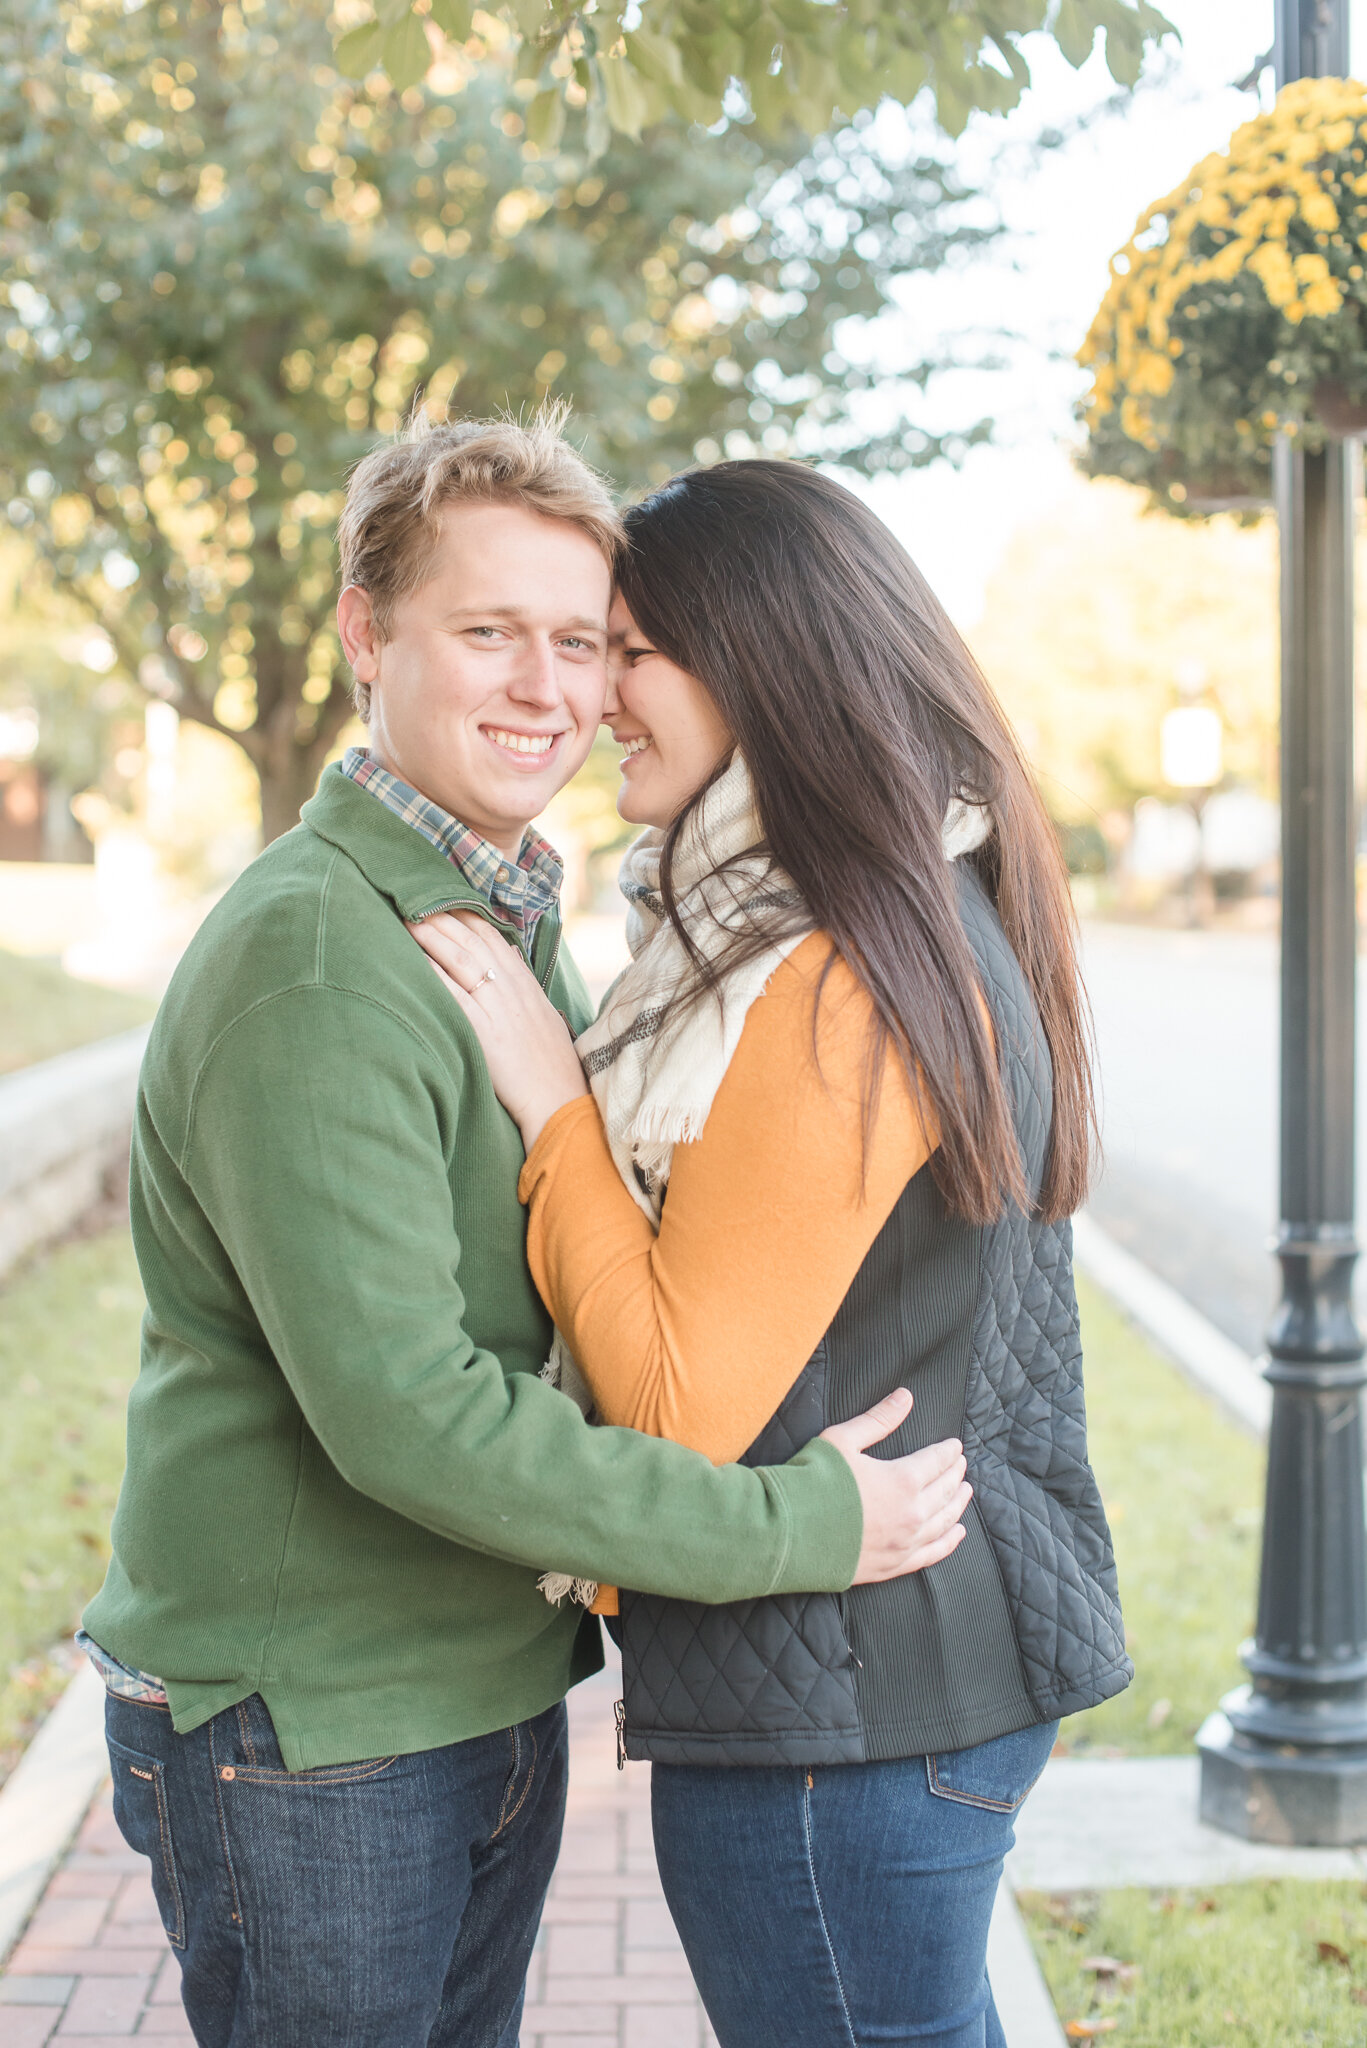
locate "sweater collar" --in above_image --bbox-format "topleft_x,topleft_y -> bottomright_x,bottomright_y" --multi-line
338,747 -> 562,945
300,761 -> 535,930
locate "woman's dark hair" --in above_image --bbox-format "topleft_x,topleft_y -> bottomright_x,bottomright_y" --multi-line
616,459 -> 1096,1226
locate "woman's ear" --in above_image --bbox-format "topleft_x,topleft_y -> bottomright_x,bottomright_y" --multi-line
337,584 -> 380,686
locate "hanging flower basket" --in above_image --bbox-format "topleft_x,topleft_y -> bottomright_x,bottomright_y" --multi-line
1078,77 -> 1367,517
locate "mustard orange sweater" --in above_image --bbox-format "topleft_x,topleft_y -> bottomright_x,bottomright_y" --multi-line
519,933 -> 939,1613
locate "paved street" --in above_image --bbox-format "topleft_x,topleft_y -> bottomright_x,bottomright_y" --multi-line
0,1666 -> 719,2048
1078,917 -> 1367,1354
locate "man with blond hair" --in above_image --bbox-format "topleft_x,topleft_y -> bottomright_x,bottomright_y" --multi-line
81,414 -> 955,2046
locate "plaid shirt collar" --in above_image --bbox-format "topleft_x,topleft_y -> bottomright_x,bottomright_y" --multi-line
341,748 -> 563,943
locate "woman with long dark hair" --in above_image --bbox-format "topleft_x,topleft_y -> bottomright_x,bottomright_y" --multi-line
411,459 -> 1129,2048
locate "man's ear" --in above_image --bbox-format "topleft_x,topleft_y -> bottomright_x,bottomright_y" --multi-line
337,584 -> 381,685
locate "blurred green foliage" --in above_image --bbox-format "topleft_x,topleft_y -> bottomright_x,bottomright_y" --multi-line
0,0 -> 1001,837
0,543 -> 147,844
335,0 -> 1174,145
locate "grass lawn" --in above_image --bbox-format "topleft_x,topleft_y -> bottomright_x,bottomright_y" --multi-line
1060,1275 -> 1264,1758
1024,1285 -> 1360,2048
0,1227 -> 143,1782
1021,1882 -> 1367,2046
0,947 -> 155,1075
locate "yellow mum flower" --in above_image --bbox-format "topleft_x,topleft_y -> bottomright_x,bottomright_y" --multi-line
1119,395 -> 1151,443
1301,190 -> 1340,231
1249,241 -> 1298,306
1302,277 -> 1343,316
1131,351 -> 1175,396
1077,75 -> 1367,441
1207,242 -> 1246,281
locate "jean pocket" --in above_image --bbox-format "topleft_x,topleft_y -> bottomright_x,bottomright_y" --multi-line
108,1735 -> 186,1947
925,1719 -> 1058,1814
213,1694 -> 398,1786
221,1754 -> 400,1787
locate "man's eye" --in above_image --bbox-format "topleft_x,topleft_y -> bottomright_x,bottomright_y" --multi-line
469,626 -> 500,639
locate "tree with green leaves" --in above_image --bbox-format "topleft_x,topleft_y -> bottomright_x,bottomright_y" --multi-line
0,0 -> 1004,837
336,0 -> 1174,145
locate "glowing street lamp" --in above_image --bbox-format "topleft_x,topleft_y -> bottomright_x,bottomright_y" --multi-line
1160,705 -> 1223,791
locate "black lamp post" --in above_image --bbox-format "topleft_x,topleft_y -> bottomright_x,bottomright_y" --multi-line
1196,0 -> 1367,1845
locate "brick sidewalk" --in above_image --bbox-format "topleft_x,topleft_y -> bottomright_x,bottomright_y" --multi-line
0,1667 -> 718,2047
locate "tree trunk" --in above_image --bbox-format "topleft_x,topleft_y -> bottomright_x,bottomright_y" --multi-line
258,746 -> 330,844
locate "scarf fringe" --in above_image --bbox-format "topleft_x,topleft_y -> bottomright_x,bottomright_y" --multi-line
538,1570 -> 600,1608
537,1341 -> 601,1610
626,1102 -> 708,1149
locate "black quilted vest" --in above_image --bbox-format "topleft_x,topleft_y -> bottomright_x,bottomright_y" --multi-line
614,867 -> 1131,1766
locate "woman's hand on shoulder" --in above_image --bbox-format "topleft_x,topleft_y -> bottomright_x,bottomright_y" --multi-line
407,910 -> 589,1152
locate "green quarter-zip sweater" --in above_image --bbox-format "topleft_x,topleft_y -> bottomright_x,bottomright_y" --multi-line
84,764 -> 862,1770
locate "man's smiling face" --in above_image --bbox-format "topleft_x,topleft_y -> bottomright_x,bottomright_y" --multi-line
337,500 -> 611,856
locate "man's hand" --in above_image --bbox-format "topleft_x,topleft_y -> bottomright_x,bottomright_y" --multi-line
822,1389 -> 971,1584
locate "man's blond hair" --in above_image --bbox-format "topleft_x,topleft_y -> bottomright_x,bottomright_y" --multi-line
338,407 -> 624,718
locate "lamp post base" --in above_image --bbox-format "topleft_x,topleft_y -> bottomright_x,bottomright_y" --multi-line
1197,1703 -> 1367,1845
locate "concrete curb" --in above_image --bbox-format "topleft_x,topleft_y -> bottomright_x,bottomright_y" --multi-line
0,1662 -> 107,1965
0,1026 -> 150,1281
1072,1211 -> 1271,1438
989,1882 -> 1068,2047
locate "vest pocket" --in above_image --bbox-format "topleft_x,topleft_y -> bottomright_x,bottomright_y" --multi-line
619,1588 -> 865,1763
925,1718 -> 1057,1813
108,1736 -> 186,1947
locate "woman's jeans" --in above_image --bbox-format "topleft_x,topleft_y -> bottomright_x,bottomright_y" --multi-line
105,1689 -> 568,2048
651,1717 -> 1058,2048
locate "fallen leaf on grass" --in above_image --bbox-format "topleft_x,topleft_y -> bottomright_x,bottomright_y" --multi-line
1196,1898 -> 1219,1914
1065,2022 -> 1118,2040
1318,1941 -> 1351,1967
1081,1956 -> 1139,1989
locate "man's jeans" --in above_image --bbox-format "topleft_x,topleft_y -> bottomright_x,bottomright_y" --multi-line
651,1717 -> 1059,2048
105,1689 -> 568,2048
